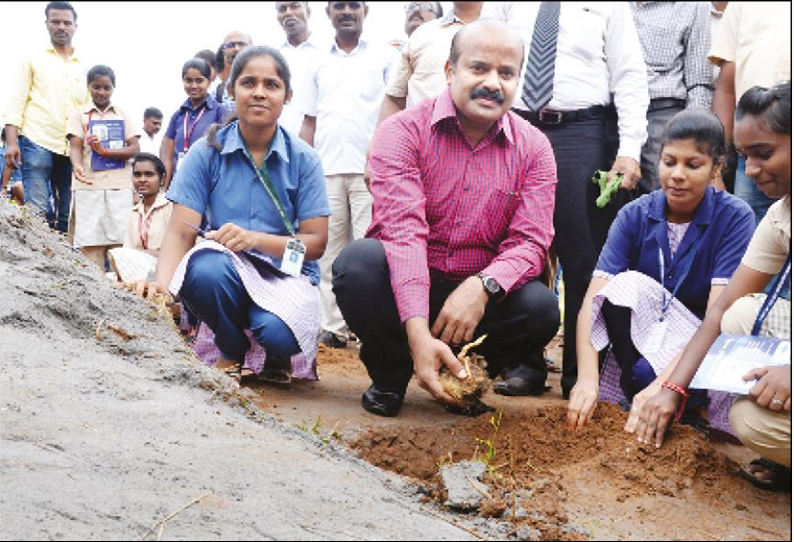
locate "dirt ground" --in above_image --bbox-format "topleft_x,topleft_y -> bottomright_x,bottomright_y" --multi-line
248,339 -> 792,541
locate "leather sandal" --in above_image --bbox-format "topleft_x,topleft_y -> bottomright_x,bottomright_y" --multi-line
214,359 -> 243,382
741,458 -> 792,492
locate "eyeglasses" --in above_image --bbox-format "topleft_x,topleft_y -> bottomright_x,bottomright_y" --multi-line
330,2 -> 362,10
404,2 -> 437,13
223,41 -> 249,50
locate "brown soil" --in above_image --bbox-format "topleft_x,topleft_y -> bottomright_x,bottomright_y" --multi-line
244,339 -> 791,541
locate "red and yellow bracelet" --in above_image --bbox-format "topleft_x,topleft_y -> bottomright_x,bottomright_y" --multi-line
662,381 -> 689,421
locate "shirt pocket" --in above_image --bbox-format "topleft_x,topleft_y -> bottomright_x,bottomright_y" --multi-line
570,6 -> 608,61
482,188 -> 521,246
643,25 -> 682,71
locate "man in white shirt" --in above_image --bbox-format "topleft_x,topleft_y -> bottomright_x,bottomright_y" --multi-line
138,107 -> 163,155
299,1 -> 397,348
485,2 -> 649,400
276,1 -> 320,136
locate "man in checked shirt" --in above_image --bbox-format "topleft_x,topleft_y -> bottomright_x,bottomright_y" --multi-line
332,19 -> 560,417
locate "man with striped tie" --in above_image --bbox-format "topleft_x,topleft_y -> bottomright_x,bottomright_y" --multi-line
484,2 -> 650,400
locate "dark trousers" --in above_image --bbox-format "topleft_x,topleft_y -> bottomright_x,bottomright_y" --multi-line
519,109 -> 629,395
332,239 -> 560,394
601,300 -> 707,409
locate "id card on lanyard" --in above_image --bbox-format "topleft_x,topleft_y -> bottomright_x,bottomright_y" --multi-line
242,146 -> 306,278
645,234 -> 703,354
177,104 -> 207,172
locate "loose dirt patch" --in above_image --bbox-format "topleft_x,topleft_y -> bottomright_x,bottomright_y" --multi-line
247,342 -> 791,541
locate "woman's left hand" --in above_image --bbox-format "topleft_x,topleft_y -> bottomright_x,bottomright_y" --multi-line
208,223 -> 256,252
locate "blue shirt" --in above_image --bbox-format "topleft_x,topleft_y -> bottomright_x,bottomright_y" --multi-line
165,95 -> 229,171
596,187 -> 755,319
166,122 -> 331,285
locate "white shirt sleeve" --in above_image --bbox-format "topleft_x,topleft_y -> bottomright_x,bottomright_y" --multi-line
604,2 -> 650,161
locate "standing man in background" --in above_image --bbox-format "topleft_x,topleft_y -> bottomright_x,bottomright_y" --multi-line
631,1 -> 713,194
299,1 -> 397,349
4,1 -> 87,233
485,2 -> 649,400
217,30 -> 253,109
404,1 -> 443,39
138,107 -> 163,155
276,1 -> 320,136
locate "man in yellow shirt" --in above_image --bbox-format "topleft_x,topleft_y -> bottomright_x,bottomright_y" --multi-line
3,1 -> 87,233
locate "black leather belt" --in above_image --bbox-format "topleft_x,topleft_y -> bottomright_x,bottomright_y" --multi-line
513,104 -> 608,125
648,98 -> 685,113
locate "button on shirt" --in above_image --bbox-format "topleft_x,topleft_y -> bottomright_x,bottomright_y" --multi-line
299,38 -> 397,175
5,47 -> 87,156
385,11 -> 468,107
630,1 -> 713,108
595,188 -> 755,319
483,1 -> 649,161
166,123 -> 331,285
279,35 -> 321,136
164,96 -> 229,172
367,89 -> 558,323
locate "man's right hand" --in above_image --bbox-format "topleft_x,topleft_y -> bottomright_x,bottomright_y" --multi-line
406,319 -> 467,405
4,143 -> 20,170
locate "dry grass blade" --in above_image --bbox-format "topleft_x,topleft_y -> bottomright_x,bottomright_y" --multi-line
95,318 -> 106,341
141,491 -> 213,541
419,505 -> 487,540
457,334 -> 488,361
107,324 -> 134,341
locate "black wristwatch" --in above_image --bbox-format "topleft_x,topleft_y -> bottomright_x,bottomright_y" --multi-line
477,272 -> 503,298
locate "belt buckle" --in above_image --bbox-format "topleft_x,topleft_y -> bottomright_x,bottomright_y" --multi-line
538,108 -> 563,125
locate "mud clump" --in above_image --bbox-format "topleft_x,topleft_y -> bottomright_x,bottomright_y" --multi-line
440,352 -> 491,404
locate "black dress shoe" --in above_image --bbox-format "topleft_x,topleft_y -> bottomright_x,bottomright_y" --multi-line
319,331 -> 348,349
361,384 -> 404,417
493,363 -> 547,396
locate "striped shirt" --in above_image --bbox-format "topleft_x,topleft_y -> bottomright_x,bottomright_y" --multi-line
367,89 -> 557,323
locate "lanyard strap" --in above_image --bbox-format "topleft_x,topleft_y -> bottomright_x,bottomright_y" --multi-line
658,233 -> 703,321
138,209 -> 154,250
752,252 -> 792,336
183,105 -> 207,153
242,146 -> 297,237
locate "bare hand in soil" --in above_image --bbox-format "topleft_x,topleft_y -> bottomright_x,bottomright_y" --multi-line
131,280 -> 173,304
635,387 -> 680,448
408,321 -> 467,405
623,382 -> 662,433
207,223 -> 255,253
567,378 -> 598,430
431,277 -> 487,346
744,365 -> 791,411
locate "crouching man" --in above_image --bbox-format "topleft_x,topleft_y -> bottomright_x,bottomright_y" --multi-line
332,20 -> 560,417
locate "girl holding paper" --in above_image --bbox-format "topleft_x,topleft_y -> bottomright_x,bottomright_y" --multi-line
637,82 -> 791,490
137,46 -> 329,384
567,109 -> 756,433
67,65 -> 140,269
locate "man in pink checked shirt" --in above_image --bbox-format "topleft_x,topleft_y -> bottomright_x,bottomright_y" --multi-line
332,19 -> 560,417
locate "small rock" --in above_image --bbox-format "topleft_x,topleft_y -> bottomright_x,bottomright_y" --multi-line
515,526 -> 541,541
440,460 -> 487,511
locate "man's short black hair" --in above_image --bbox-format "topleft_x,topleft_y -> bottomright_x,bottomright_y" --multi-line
195,49 -> 217,71
45,1 -> 77,21
143,107 -> 163,120
215,45 -> 226,72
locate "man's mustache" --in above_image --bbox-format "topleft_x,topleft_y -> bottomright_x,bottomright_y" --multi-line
470,87 -> 505,104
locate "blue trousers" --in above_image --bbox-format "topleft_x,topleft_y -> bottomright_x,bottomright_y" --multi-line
180,250 -> 300,363
19,136 -> 72,232
601,300 -> 707,410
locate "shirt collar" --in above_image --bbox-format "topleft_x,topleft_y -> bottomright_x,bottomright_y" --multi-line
81,101 -> 118,115
220,122 -> 290,164
180,95 -> 217,112
440,11 -> 467,26
281,32 -> 319,50
46,46 -> 80,62
649,186 -> 715,226
330,36 -> 366,55
133,192 -> 169,214
430,88 -> 515,146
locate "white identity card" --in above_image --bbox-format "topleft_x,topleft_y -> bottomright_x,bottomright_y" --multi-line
281,238 -> 306,278
644,320 -> 668,355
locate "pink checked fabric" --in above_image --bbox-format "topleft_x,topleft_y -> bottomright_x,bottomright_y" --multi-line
170,241 -> 321,381
367,88 -> 558,323
593,271 -> 734,434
